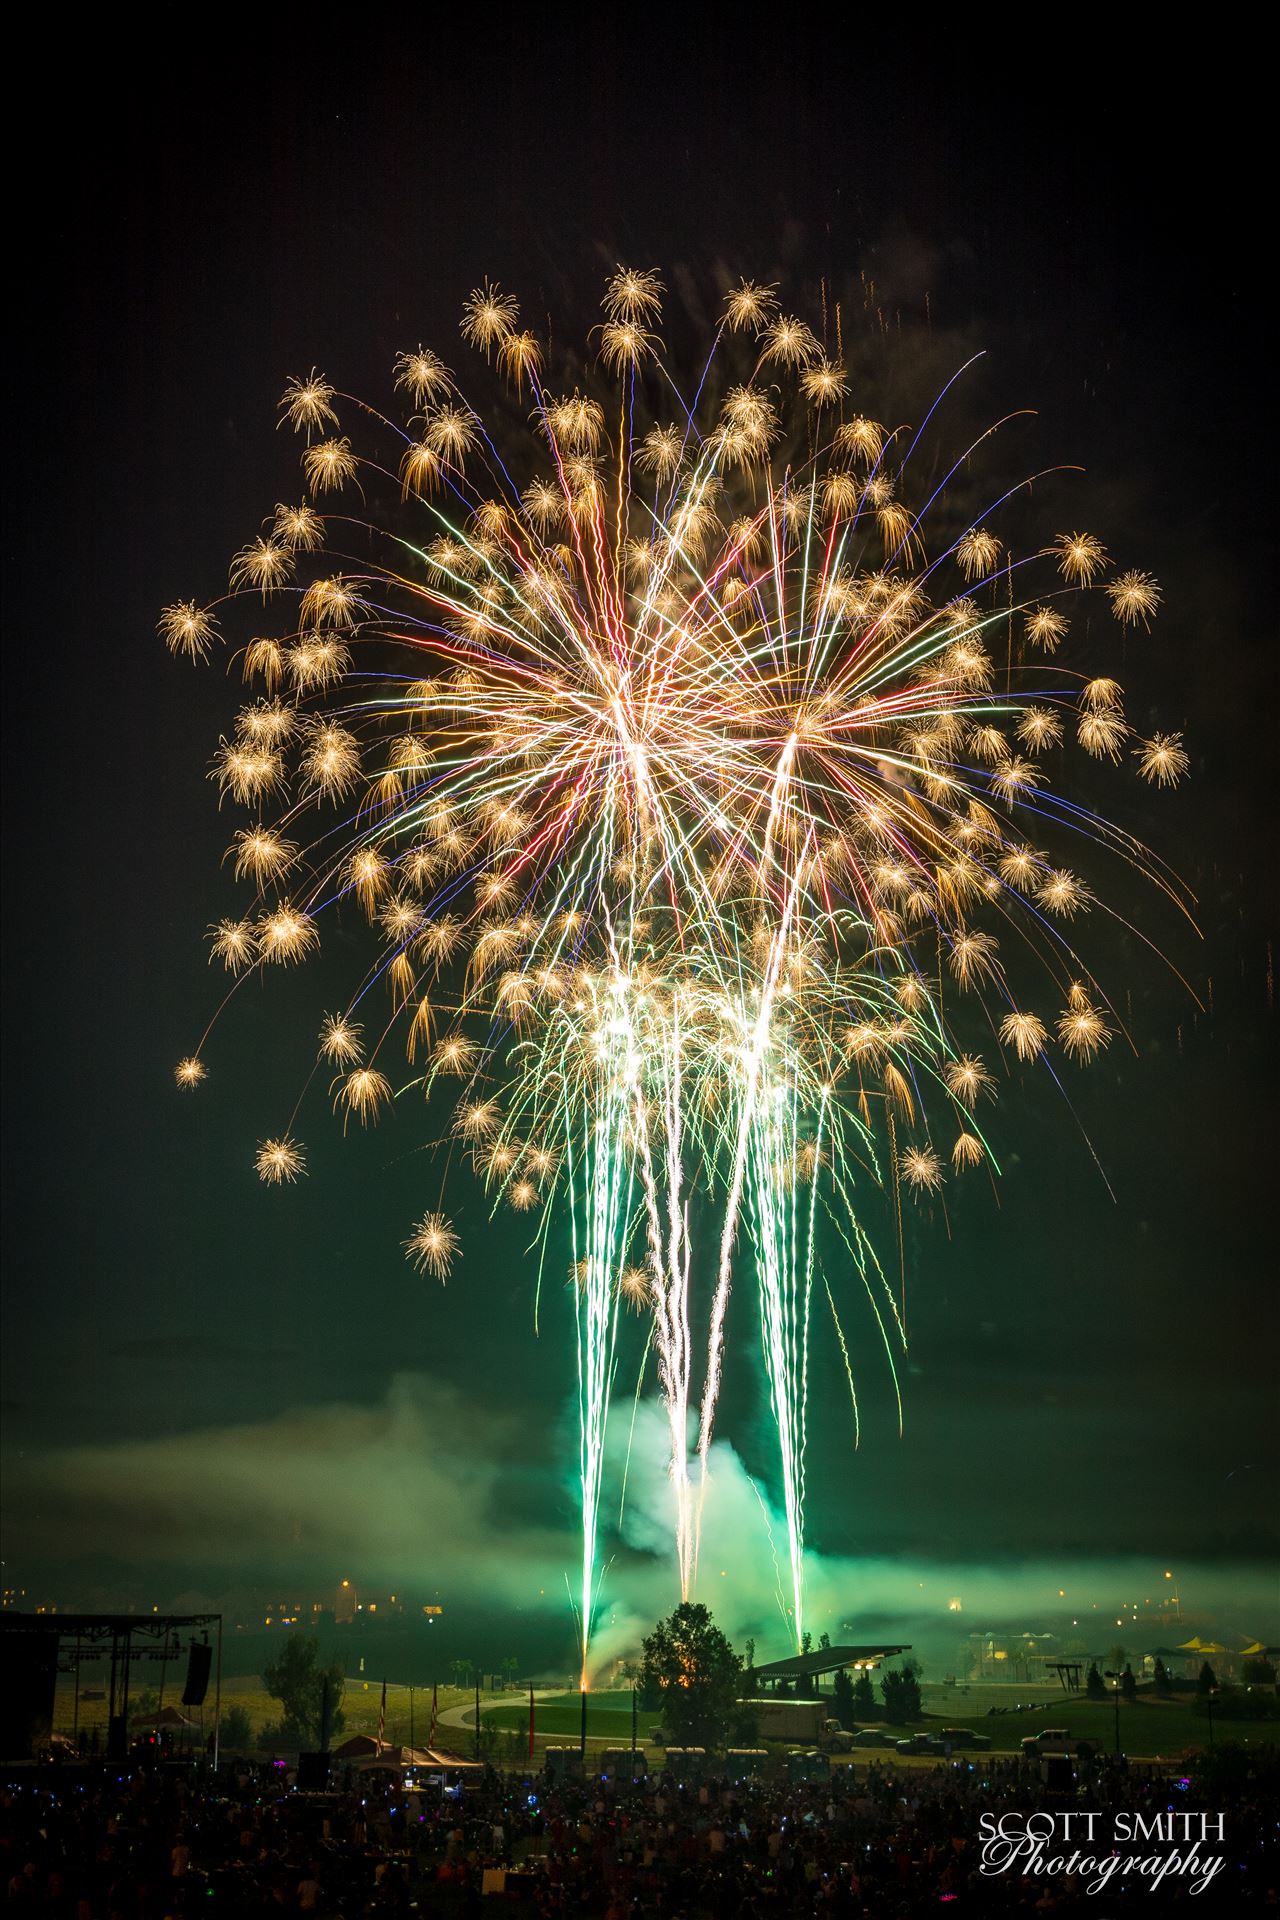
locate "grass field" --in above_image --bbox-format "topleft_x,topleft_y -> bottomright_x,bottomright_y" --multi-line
51,1672 -> 474,1749
920,1690 -> 1209,1760
485,1691 -> 639,1742
482,1685 -> 1247,1763
52,1670 -> 1263,1764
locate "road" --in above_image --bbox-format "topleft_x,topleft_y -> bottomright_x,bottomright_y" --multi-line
436,1688 -> 561,1731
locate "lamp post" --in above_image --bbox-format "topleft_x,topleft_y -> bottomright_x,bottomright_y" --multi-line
1206,1686 -> 1219,1749
1103,1671 -> 1122,1756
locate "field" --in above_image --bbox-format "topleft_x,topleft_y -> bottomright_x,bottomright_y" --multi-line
917,1683 -> 1217,1761
485,1690 -> 639,1742
51,1668 -> 1262,1765
483,1683 -> 1242,1764
51,1671 -> 473,1750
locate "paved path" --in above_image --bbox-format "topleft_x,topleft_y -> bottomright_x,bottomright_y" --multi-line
436,1689 -> 562,1731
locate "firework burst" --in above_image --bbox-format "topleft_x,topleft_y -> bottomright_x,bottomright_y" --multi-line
167,268 -> 1189,1664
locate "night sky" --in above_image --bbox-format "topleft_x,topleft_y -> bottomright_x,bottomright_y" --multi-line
4,18 -> 1275,1658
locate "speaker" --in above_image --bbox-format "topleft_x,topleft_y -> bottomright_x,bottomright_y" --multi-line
297,1751 -> 331,1791
107,1714 -> 128,1761
182,1643 -> 213,1706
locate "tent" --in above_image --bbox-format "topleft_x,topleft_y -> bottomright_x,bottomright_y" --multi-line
331,1734 -> 481,1770
129,1704 -> 196,1730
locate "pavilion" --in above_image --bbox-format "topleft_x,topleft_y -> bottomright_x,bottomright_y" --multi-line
752,1644 -> 911,1694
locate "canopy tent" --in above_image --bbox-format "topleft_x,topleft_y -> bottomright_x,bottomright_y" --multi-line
129,1704 -> 196,1730
332,1733 -> 481,1770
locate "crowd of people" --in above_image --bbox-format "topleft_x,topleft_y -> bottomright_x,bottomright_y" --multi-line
1,1749 -> 1273,1916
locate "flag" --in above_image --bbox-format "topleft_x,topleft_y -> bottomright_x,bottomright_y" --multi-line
378,1680 -> 386,1750
428,1683 -> 438,1753
528,1685 -> 535,1763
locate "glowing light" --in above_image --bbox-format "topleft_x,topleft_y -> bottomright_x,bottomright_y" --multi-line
256,1136 -> 305,1183
403,1212 -> 459,1280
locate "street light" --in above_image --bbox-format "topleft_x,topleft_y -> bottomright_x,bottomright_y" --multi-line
1105,1666 -> 1120,1758
1205,1686 -> 1219,1749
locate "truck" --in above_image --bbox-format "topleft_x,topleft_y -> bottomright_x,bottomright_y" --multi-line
741,1699 -> 853,1751
743,1697 -> 827,1743
1020,1729 -> 1095,1760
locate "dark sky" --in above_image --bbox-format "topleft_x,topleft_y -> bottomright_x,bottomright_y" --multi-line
3,16 -> 1275,1651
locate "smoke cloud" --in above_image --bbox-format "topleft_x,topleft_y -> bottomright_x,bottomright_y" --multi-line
9,1375 -> 1272,1673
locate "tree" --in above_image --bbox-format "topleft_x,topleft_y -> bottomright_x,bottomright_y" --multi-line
218,1705 -> 253,1751
262,1636 -> 346,1747
130,1687 -> 162,1726
1243,1658 -> 1276,1687
880,1661 -> 922,1725
1086,1662 -> 1106,1701
801,1631 -> 813,1656
831,1668 -> 855,1725
639,1603 -> 749,1749
1197,1661 -> 1218,1697
819,1632 -> 831,1651
743,1637 -> 757,1687
1153,1657 -> 1173,1698
1121,1665 -> 1138,1703
853,1673 -> 876,1718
